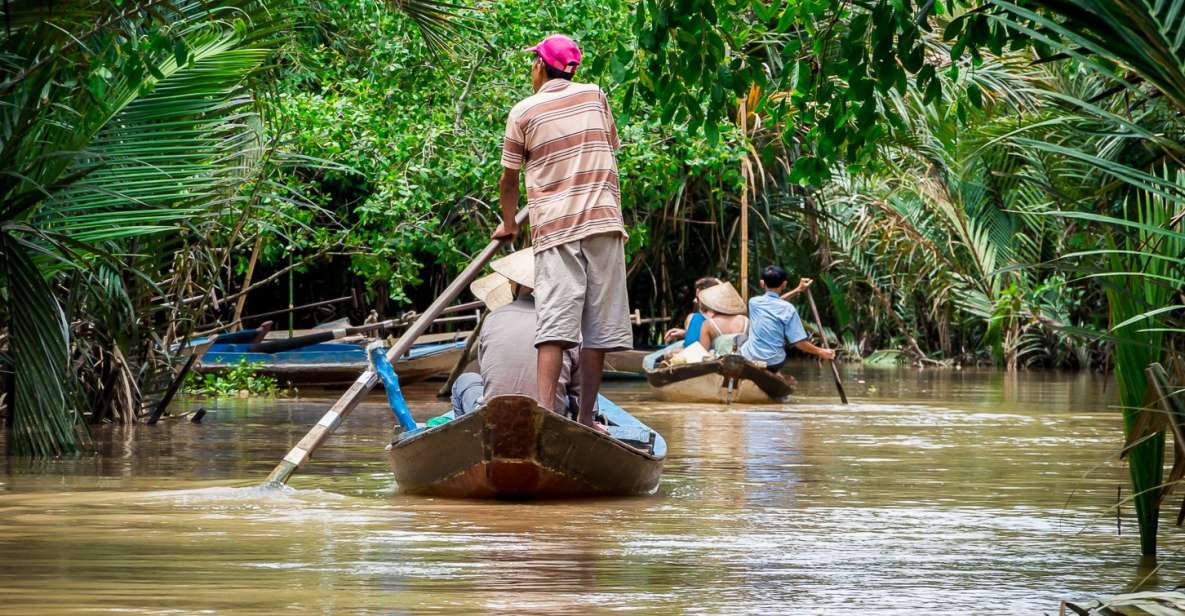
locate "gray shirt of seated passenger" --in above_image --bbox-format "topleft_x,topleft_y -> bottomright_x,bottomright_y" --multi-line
477,294 -> 579,412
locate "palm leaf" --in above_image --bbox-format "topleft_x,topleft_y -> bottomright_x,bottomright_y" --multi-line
990,0 -> 1185,113
1,232 -> 82,456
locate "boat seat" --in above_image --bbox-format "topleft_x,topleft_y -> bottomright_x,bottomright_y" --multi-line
607,426 -> 654,450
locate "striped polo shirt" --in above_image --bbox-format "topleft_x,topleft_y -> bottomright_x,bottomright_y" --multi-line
501,79 -> 626,252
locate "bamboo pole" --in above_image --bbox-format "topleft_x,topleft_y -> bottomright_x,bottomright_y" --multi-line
805,288 -> 848,404
437,310 -> 486,399
230,235 -> 264,332
263,209 -> 528,487
739,100 -> 749,302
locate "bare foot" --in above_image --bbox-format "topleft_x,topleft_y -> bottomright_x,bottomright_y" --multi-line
576,415 -> 609,433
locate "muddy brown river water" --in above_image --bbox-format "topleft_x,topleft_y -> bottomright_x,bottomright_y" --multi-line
0,364 -> 1179,614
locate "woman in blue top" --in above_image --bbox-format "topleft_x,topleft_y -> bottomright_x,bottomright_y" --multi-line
642,277 -> 721,369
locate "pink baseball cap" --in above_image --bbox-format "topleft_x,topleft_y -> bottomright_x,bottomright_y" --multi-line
524,34 -> 582,72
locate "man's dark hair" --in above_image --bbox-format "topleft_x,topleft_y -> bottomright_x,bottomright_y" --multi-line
543,62 -> 575,80
761,265 -> 789,289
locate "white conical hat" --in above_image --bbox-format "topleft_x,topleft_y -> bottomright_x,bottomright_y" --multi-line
490,248 -> 534,289
469,272 -> 514,310
469,248 -> 534,310
698,281 -> 746,315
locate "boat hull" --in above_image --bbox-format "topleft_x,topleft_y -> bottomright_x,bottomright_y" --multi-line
603,349 -> 649,380
196,341 -> 464,386
387,395 -> 664,498
645,354 -> 795,403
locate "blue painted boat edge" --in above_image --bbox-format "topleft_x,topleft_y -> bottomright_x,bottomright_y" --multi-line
403,340 -> 466,359
200,340 -> 466,367
596,395 -> 667,459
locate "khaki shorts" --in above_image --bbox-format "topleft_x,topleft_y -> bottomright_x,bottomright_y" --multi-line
534,233 -> 633,351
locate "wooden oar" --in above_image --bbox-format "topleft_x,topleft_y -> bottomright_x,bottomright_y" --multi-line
804,288 -> 848,404
437,310 -> 486,399
146,334 -> 221,425
263,209 -> 528,487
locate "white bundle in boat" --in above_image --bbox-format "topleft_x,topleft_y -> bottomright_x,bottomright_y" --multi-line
669,342 -> 712,365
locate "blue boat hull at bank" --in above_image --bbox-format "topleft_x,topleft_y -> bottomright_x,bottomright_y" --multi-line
197,340 -> 466,387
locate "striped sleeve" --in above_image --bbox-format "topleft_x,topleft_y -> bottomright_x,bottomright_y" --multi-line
501,110 -> 526,169
599,90 -> 620,150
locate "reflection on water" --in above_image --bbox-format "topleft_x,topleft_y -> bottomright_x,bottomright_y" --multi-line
0,364 -> 1175,614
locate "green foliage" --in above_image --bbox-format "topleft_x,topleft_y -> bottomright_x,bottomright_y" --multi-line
1101,179 -> 1185,556
863,349 -> 908,366
627,0 -> 953,185
0,0 -> 283,455
265,0 -> 746,306
940,0 -> 1185,556
184,360 -> 282,397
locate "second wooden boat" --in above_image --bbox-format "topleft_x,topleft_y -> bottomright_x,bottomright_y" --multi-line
387,394 -> 666,498
603,348 -> 650,380
645,353 -> 795,404
198,339 -> 465,386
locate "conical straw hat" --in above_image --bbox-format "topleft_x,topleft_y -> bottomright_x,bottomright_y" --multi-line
490,248 -> 534,289
470,272 -> 514,310
698,281 -> 746,315
470,248 -> 535,311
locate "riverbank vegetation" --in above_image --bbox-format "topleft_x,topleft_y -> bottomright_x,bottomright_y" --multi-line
2,0 -> 1183,557
184,360 -> 283,397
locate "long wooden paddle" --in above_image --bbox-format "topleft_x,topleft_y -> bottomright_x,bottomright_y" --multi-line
263,209 -> 529,487
437,310 -> 486,399
804,288 -> 848,404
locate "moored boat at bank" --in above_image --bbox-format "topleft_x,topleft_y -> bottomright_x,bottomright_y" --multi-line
645,353 -> 795,404
197,338 -> 466,387
603,348 -> 651,379
386,394 -> 665,498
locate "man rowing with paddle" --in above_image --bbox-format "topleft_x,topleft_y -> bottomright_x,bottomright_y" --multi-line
492,34 -> 631,428
739,265 -> 835,377
449,249 -> 582,417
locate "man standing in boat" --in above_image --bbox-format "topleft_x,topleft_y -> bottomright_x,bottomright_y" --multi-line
450,249 -> 582,417
492,34 -> 631,428
739,265 -> 835,377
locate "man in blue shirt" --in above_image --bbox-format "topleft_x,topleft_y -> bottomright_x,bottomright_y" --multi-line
740,265 -> 835,375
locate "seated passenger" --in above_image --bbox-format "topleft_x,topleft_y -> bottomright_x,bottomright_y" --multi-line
450,249 -> 579,417
643,277 -> 721,369
695,281 -> 749,355
662,276 -> 722,346
739,265 -> 834,377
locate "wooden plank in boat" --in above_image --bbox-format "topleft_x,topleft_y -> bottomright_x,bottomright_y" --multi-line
645,354 -> 795,403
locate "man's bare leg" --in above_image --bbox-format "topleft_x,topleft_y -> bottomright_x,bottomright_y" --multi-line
577,348 -> 606,427
537,342 -> 565,413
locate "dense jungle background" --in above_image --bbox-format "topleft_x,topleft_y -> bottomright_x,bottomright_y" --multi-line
3,0 -> 1185,555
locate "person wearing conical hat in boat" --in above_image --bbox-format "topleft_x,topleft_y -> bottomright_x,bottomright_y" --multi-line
643,277 -> 720,369
644,278 -> 750,368
661,276 -> 721,346
695,281 -> 750,355
449,248 -> 581,418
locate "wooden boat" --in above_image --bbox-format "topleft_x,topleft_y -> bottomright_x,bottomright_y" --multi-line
645,353 -> 795,403
603,348 -> 650,379
197,339 -> 466,386
386,394 -> 666,498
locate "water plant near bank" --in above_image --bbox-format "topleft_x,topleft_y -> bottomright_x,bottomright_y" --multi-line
184,360 -> 283,398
